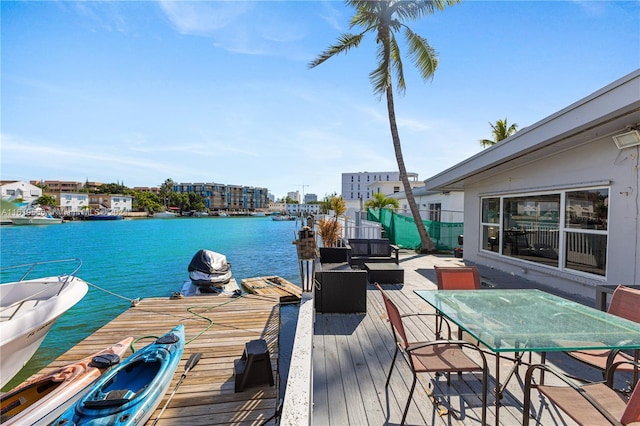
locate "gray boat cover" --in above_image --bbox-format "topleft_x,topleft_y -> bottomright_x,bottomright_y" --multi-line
188,249 -> 232,286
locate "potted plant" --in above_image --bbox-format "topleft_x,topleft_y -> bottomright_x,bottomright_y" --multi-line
317,196 -> 350,263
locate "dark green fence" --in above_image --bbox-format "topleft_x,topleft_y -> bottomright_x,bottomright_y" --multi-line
367,208 -> 464,251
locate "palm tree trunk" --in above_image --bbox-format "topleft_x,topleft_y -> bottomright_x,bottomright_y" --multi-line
385,85 -> 435,252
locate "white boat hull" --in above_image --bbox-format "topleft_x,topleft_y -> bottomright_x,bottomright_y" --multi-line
0,275 -> 89,388
153,212 -> 177,218
10,217 -> 63,225
180,279 -> 241,296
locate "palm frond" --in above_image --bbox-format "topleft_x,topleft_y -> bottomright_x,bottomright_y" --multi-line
404,26 -> 438,81
370,39 -> 391,96
410,0 -> 460,18
308,33 -> 364,69
389,34 -> 406,94
349,2 -> 379,29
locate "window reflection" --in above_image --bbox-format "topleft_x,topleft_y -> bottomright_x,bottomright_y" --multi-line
502,195 -> 560,267
482,198 -> 500,224
480,188 -> 608,277
482,225 -> 499,252
565,232 -> 607,276
566,189 -> 608,230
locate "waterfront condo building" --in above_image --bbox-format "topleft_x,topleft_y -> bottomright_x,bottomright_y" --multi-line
341,171 -> 419,211
173,182 -> 269,212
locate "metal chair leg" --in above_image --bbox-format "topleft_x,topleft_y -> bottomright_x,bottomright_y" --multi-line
386,346 -> 399,387
401,373 -> 418,425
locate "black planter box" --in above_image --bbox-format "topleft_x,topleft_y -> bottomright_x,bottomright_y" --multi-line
314,262 -> 367,313
319,247 -> 351,264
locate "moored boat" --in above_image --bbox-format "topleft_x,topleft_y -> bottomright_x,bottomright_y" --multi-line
187,249 -> 233,290
10,215 -> 63,225
88,214 -> 122,221
0,337 -> 133,425
180,278 -> 242,297
272,214 -> 296,221
10,206 -> 63,225
52,325 -> 185,426
0,259 -> 90,388
152,211 -> 177,218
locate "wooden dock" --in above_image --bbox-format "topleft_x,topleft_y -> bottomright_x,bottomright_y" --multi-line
31,292 -> 281,425
241,276 -> 301,304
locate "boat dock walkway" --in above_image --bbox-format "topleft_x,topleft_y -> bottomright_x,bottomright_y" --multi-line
34,292 -> 281,425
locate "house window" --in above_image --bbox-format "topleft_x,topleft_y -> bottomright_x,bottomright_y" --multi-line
480,187 -> 608,277
481,198 -> 501,253
502,194 -> 560,268
393,186 -> 400,193
428,203 -> 441,222
564,189 -> 608,275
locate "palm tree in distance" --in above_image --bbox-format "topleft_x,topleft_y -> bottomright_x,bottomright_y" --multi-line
364,192 -> 399,212
480,118 -> 518,148
309,0 -> 459,252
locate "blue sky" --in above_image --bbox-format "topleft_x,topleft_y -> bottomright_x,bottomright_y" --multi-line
2,1 -> 639,200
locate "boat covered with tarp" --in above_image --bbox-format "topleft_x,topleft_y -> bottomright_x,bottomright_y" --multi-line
187,249 -> 233,291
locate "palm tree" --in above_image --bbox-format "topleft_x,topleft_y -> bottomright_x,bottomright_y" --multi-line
36,194 -> 57,208
159,178 -> 175,210
310,0 -> 459,252
364,192 -> 399,211
480,118 -> 518,148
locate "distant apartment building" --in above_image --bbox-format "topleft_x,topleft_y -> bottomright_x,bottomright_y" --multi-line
31,180 -> 85,192
133,186 -> 160,194
50,192 -> 90,214
304,193 -> 318,203
84,181 -> 105,192
341,171 -> 419,210
286,203 -> 321,216
269,201 -> 287,213
287,191 -> 301,203
88,194 -> 132,213
173,182 -> 269,212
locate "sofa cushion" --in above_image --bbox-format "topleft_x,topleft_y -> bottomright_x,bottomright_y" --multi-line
369,242 -> 391,257
349,241 -> 370,255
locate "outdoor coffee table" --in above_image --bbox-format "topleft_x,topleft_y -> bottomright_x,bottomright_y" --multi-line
364,262 -> 404,284
415,289 -> 640,425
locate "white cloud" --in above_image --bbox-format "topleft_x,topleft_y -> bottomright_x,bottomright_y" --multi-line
158,1 -> 252,34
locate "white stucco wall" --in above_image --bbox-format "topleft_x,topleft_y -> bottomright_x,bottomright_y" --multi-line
422,70 -> 640,298
463,135 -> 639,295
1,181 -> 42,204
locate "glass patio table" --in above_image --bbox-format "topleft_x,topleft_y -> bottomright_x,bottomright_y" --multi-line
415,289 -> 640,425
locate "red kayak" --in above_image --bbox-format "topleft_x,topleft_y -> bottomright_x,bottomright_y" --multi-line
0,337 -> 133,425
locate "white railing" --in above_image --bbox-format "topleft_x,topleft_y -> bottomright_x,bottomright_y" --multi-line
280,293 -> 314,425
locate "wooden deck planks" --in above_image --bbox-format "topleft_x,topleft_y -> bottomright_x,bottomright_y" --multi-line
311,263 -> 617,426
241,276 -> 301,304
26,293 -> 281,426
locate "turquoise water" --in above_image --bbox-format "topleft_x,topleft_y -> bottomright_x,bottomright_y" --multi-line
0,216 -> 302,389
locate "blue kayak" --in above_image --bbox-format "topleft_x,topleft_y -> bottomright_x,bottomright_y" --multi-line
52,325 -> 185,426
